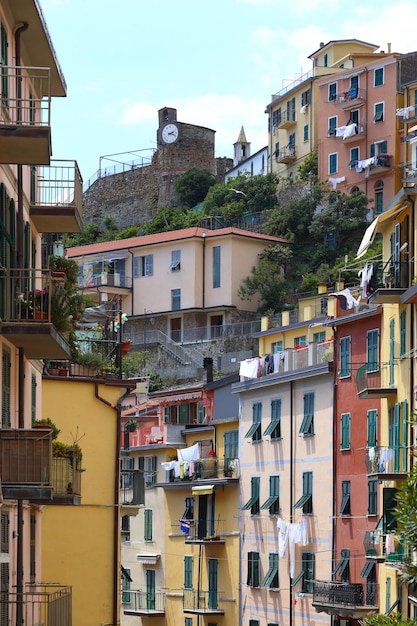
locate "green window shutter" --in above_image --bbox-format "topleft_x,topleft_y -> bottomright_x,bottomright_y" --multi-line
146,569 -> 156,610
367,329 -> 379,371
368,479 -> 377,515
303,125 -> 308,141
341,413 -> 351,449
299,393 -> 314,436
24,222 -> 30,269
261,552 -> 279,588
138,456 -> 144,471
144,509 -> 152,541
381,140 -> 388,153
224,430 -> 238,468
400,310 -> 406,356
2,347 -> 11,428
301,552 -> 315,593
245,402 -> 262,440
370,143 -> 375,157
367,410 -> 377,447
340,336 -> 351,377
184,555 -> 193,588
402,400 -> 408,473
340,481 -> 351,515
213,246 -> 221,288
122,567 -> 131,603
261,475 -> 280,513
31,372 -> 37,424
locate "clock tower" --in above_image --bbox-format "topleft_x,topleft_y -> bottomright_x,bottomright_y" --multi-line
155,106 -> 215,208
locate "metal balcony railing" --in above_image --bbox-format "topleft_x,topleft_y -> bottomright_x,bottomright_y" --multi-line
313,581 -> 366,607
52,452 -> 82,497
276,145 -> 296,162
1,584 -> 72,626
183,589 -> 224,612
332,88 -> 367,108
0,268 -> 55,323
365,445 -> 408,476
184,518 -> 226,542
77,272 -> 133,290
163,457 -> 239,483
356,363 -> 396,397
0,429 -> 52,486
371,259 -> 411,291
0,66 -> 51,127
123,590 -> 165,614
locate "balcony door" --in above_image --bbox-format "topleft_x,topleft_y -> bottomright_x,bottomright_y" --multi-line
170,317 -> 181,343
208,559 -> 218,610
146,569 -> 155,610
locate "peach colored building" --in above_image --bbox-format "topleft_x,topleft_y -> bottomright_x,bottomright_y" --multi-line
317,51 -> 417,216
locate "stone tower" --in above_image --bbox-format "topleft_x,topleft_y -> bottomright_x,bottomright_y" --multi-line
233,126 -> 251,166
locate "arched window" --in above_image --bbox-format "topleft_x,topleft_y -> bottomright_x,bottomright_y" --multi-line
351,186 -> 360,194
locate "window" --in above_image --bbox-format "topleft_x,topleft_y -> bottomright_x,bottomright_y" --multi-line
324,54 -> 328,68
171,289 -> 181,311
224,430 -> 238,470
263,399 -> 281,439
339,336 -> 351,378
31,372 -> 37,424
374,102 -> 384,123
340,481 -> 351,515
182,497 -> 194,521
146,569 -> 156,610
121,515 -> 130,541
400,310 -> 406,356
341,413 -> 351,450
329,152 -> 338,175
294,335 -> 306,347
368,478 -> 378,515
145,456 -> 157,487
301,89 -> 311,106
349,146 -> 359,169
328,116 -> 337,136
333,549 -> 350,582
134,254 -> 153,277
303,125 -> 309,141
1,23 -> 8,106
366,329 -> 379,372
261,475 -> 280,515
299,392 -> 314,436
272,109 -> 279,128
328,82 -> 337,101
144,509 -> 153,541
370,140 -> 388,158
184,556 -> 193,589
121,567 -> 131,603
249,621 -> 260,626
367,409 -> 378,447
274,142 -> 279,158
247,551 -> 260,587
170,249 -> 181,271
313,331 -> 325,343
287,97 -> 296,122
244,402 -> 262,442
293,552 -> 315,592
261,552 -> 279,588
272,340 -> 283,353
185,619 -> 193,626
375,180 -> 384,215
294,471 -> 312,514
374,67 -> 384,87
213,246 -> 221,288
242,476 -> 260,515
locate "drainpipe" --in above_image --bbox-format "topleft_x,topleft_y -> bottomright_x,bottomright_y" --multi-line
128,249 -> 134,317
289,379 -> 294,626
408,195 -> 415,469
95,383 -> 133,626
15,23 -> 29,626
202,232 -> 206,309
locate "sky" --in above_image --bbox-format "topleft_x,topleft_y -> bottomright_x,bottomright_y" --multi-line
40,0 -> 417,186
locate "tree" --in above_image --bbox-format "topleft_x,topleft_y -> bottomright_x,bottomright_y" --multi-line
238,244 -> 293,314
174,168 -> 216,208
392,458 -> 417,584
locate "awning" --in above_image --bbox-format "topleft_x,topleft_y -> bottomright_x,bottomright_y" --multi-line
356,189 -> 410,258
192,485 -> 214,495
159,391 -> 202,405
136,554 -> 160,565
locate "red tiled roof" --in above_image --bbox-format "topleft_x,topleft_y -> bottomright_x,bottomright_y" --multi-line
66,226 -> 290,258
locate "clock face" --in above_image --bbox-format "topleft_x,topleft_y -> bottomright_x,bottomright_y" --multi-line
161,123 -> 179,144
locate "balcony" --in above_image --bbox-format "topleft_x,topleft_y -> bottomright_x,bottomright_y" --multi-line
313,581 -> 378,618
162,456 -> 240,484
367,260 -> 410,304
123,590 -> 165,616
78,271 -> 133,295
333,123 -> 366,143
368,154 -> 392,176
332,88 -> 367,110
364,446 -> 408,480
50,451 -> 82,505
185,518 -> 226,544
356,363 -> 397,399
277,110 -> 296,129
2,584 -> 72,625
30,160 -> 83,233
0,268 -> 71,359
183,590 -> 224,615
401,162 -> 417,184
276,145 -> 296,163
0,429 -> 52,500
0,66 -> 52,165
120,469 -> 145,515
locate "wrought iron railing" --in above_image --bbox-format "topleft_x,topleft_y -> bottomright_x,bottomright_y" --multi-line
123,590 -> 165,613
0,584 -> 72,626
183,589 -> 224,611
365,445 -> 408,475
356,363 -> 396,394
313,581 -> 365,607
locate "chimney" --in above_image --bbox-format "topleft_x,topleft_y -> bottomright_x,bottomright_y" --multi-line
320,42 -> 324,48
387,42 -> 391,53
203,357 -> 213,384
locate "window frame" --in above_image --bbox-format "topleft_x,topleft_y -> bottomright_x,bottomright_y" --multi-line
328,116 -> 337,136
329,152 -> 338,175
261,474 -> 280,515
247,551 -> 260,587
367,329 -> 379,372
368,478 -> 378,515
374,67 -> 384,87
328,82 -> 336,101
263,398 -> 281,439
339,336 -> 351,378
261,552 -> 279,588
242,476 -> 260,515
244,402 -> 262,442
294,471 -> 312,514
374,102 -> 384,123
340,481 -> 351,515
170,249 -> 181,271
299,392 -> 314,436
367,409 -> 378,448
171,288 -> 181,311
341,413 -> 351,450
184,555 -> 193,589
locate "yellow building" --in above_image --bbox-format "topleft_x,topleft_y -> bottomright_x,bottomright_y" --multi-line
42,377 -> 136,626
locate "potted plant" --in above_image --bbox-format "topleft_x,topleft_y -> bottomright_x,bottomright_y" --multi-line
71,350 -> 105,377
34,418 -> 60,440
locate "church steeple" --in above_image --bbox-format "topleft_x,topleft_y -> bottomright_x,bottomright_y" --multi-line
233,126 -> 251,166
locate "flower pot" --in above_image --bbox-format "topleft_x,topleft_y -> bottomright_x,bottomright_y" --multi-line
59,368 -> 69,377
121,341 -> 131,355
47,368 -> 60,376
34,310 -> 48,321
